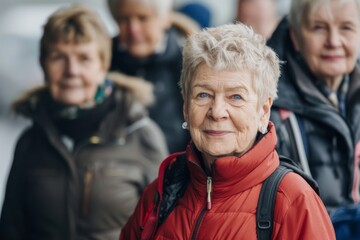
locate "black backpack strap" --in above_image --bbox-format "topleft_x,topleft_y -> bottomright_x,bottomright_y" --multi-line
279,156 -> 319,195
158,153 -> 189,225
256,165 -> 293,240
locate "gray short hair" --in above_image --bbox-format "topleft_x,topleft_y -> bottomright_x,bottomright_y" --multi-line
180,23 -> 280,107
288,0 -> 360,36
107,0 -> 173,21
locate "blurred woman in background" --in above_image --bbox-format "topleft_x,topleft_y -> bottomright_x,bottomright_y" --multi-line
0,5 -> 167,240
107,0 -> 200,153
268,0 -> 360,212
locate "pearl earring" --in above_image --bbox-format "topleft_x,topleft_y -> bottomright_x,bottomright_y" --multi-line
259,125 -> 267,134
182,121 -> 188,130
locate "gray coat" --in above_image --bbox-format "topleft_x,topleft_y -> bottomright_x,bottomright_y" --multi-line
0,73 -> 168,240
268,19 -> 360,212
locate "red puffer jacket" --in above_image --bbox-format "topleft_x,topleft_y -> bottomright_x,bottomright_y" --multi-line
120,123 -> 335,239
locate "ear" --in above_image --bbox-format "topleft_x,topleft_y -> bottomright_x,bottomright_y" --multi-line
260,97 -> 273,127
289,26 -> 300,52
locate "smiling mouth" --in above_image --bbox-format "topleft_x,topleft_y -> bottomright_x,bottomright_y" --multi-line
204,130 -> 232,136
60,81 -> 82,88
321,55 -> 343,61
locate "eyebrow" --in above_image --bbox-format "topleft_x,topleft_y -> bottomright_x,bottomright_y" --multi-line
192,83 -> 249,93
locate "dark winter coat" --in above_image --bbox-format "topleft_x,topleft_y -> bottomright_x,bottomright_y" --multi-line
268,18 -> 360,212
0,73 -> 168,240
110,28 -> 190,154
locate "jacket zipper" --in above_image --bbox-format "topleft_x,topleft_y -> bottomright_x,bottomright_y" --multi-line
206,177 -> 212,210
191,176 -> 212,240
73,136 -> 102,218
82,165 -> 94,217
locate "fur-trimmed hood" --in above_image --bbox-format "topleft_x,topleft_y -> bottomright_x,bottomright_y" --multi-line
12,71 -> 154,117
170,11 -> 200,37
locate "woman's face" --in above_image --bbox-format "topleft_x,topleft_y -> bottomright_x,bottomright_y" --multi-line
43,41 -> 106,106
184,64 -> 272,164
236,0 -> 277,38
116,2 -> 170,58
291,0 -> 360,83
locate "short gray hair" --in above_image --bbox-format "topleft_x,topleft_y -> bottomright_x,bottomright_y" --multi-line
180,23 -> 280,107
288,0 -> 360,35
107,0 -> 173,21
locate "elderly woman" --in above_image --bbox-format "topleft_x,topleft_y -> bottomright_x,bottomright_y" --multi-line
119,23 -> 335,239
0,5 -> 168,240
107,0 -> 199,154
268,0 -> 360,212
235,0 -> 279,39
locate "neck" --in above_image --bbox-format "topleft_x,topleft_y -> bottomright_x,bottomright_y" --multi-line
323,75 -> 343,91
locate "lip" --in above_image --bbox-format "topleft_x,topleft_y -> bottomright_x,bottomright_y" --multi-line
204,130 -> 232,137
321,55 -> 344,61
60,85 -> 81,89
60,81 -> 82,88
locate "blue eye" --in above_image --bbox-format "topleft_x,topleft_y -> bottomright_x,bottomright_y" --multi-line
232,94 -> 242,100
198,92 -> 209,98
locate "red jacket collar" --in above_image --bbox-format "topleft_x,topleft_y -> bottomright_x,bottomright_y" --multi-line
186,122 -> 279,198
157,122 -> 279,199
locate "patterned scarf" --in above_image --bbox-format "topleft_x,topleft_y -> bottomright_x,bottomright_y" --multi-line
52,79 -> 113,120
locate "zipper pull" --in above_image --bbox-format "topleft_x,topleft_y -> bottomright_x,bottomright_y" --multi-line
207,177 -> 212,210
83,166 -> 94,217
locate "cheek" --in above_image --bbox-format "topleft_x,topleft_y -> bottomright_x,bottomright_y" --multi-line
232,114 -> 256,135
89,59 -> 106,78
84,76 -> 104,96
44,64 -> 61,83
148,20 -> 166,41
303,42 -> 319,57
188,106 -> 206,128
145,29 -> 160,45
299,33 -> 321,54
231,107 -> 261,136
346,41 -> 360,59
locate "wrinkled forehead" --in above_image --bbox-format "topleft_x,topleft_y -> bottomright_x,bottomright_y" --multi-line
191,63 -> 255,90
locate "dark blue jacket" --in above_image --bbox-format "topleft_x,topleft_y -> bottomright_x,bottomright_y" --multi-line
110,28 -> 190,154
268,18 -> 360,212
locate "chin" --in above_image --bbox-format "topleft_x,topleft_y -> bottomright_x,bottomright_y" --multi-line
129,47 -> 154,58
206,149 -> 234,158
57,98 -> 86,106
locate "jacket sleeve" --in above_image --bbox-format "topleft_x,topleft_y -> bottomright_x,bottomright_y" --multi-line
275,188 -> 336,239
120,179 -> 159,240
0,130 -> 31,239
138,118 -> 168,185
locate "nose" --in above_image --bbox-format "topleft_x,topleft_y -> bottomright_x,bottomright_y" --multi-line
127,19 -> 141,39
326,29 -> 342,48
208,97 -> 228,120
65,58 -> 80,76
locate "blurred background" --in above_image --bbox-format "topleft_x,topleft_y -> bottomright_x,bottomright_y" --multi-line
0,0 -> 290,211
